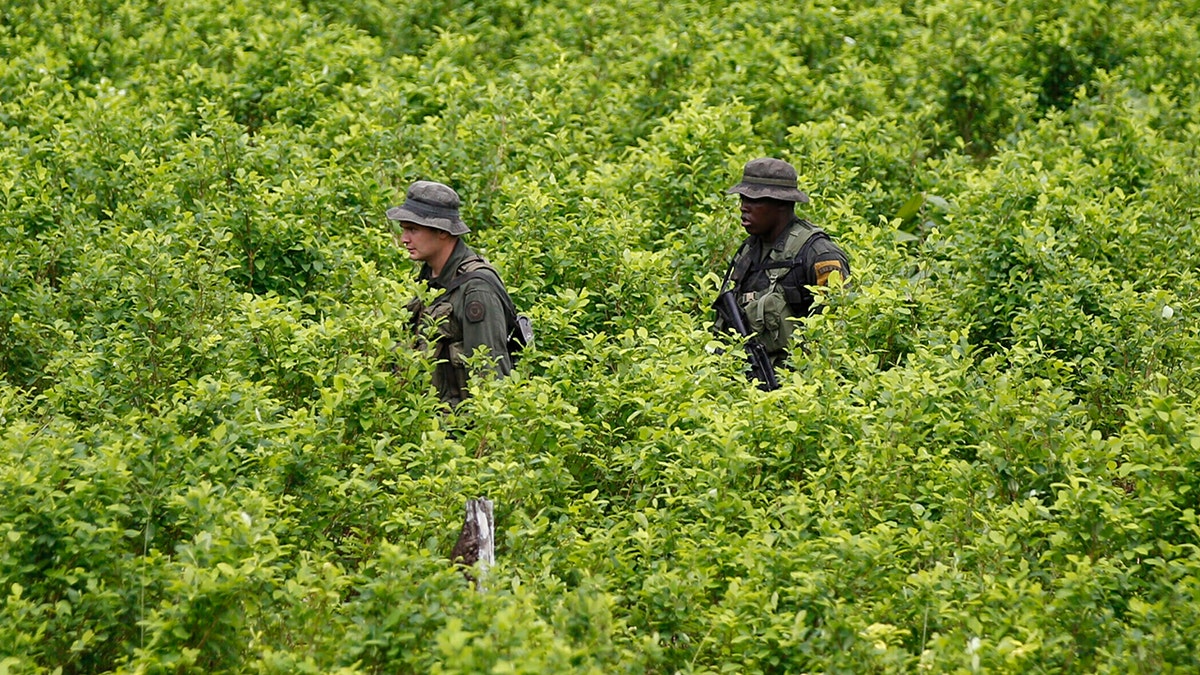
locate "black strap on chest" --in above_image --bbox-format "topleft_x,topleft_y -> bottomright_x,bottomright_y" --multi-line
728,231 -> 829,288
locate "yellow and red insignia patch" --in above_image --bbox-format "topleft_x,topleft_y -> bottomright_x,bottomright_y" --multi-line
465,300 -> 487,323
814,260 -> 844,286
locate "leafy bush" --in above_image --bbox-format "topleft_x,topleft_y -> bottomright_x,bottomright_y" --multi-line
3,0 -> 1200,672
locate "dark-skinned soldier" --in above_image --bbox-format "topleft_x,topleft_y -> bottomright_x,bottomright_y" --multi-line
714,157 -> 850,370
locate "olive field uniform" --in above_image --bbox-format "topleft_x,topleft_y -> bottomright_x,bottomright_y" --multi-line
411,240 -> 513,406
388,180 -> 518,407
715,216 -> 849,366
716,157 -> 850,369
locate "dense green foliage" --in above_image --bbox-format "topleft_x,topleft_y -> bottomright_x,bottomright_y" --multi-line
3,0 -> 1200,671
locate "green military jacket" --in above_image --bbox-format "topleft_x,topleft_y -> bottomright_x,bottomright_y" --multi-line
717,217 -> 850,365
412,240 -> 513,406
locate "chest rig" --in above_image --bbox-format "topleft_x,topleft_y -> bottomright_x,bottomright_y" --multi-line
725,221 -> 821,355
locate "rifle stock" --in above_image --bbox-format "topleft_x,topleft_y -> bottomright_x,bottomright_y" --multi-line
714,291 -> 780,391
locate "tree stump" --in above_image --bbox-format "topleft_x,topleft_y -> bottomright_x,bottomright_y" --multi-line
450,497 -> 494,589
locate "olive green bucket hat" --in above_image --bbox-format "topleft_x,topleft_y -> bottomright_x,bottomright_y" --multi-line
386,180 -> 470,235
726,157 -> 810,203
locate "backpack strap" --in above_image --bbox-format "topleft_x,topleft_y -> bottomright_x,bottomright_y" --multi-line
746,229 -> 829,279
432,257 -> 492,300
433,257 -> 519,327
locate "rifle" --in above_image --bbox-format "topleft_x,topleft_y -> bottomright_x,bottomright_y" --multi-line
714,289 -> 780,392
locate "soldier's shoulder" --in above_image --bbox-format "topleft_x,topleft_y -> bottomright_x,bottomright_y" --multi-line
810,232 -> 848,258
457,256 -> 494,274
459,268 -> 508,304
452,256 -> 503,286
778,220 -> 820,256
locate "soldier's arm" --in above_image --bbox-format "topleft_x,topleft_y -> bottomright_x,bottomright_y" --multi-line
808,238 -> 850,286
459,280 -> 513,378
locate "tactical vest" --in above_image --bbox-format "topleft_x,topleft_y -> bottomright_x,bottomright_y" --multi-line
727,221 -> 824,356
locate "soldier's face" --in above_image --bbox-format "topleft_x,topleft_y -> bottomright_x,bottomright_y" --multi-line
740,196 -> 790,240
398,222 -> 448,261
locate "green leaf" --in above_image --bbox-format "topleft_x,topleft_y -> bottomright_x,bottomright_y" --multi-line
896,193 -> 926,221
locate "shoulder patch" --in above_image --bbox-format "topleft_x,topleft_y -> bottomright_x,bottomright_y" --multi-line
814,260 -> 844,286
465,299 -> 487,323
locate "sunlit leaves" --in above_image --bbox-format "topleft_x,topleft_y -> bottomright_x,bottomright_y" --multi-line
3,0 -> 1200,671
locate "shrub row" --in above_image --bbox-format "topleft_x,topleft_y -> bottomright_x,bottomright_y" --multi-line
2,0 -> 1199,671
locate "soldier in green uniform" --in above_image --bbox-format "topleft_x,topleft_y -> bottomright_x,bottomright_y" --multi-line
390,180 -> 516,406
715,157 -> 850,368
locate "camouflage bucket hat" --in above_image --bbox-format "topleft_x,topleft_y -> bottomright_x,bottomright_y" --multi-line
725,157 -> 810,203
386,180 -> 470,235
